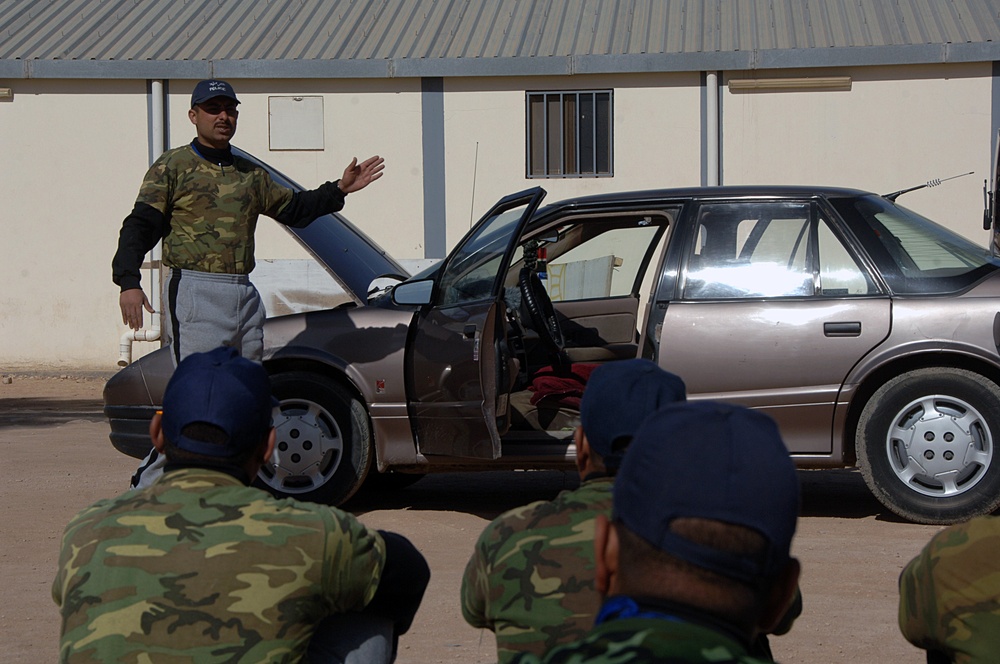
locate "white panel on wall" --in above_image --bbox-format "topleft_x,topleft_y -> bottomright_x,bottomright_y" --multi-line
269,96 -> 324,150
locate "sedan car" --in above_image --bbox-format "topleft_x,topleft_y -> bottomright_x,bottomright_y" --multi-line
105,149 -> 1000,525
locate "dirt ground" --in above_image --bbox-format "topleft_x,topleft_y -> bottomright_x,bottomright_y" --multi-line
0,374 -> 940,663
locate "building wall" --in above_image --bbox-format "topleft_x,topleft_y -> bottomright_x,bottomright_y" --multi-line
0,79 -> 151,370
722,62 -> 994,243
0,62 -> 995,369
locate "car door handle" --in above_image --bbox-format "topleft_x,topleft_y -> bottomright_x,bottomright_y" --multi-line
824,321 -> 861,337
463,324 -> 478,339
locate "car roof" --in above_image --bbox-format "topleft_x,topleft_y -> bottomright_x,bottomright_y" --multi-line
532,184 -> 874,217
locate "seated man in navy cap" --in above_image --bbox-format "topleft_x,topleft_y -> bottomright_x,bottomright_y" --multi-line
461,359 -> 688,662
513,401 -> 802,664
54,347 -> 429,663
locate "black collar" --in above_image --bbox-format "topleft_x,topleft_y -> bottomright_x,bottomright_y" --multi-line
190,139 -> 234,166
597,595 -> 754,652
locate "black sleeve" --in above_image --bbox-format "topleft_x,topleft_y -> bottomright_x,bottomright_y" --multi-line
273,180 -> 347,228
111,202 -> 169,292
365,530 -> 430,637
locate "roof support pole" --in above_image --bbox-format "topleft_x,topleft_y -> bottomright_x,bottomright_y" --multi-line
120,79 -> 166,365
706,71 -> 720,186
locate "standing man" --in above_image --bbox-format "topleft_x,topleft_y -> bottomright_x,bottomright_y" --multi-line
461,360 -> 688,662
115,79 -> 383,488
898,514 -> 1000,663
113,79 -> 384,363
513,402 -> 802,664
54,347 -> 429,663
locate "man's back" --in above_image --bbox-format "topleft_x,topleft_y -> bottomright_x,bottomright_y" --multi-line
54,467 -> 385,663
462,477 -> 613,662
514,614 -> 773,664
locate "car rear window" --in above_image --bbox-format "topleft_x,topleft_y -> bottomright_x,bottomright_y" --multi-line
831,195 -> 998,294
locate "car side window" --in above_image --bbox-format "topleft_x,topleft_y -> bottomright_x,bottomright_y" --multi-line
683,201 -> 874,300
817,220 -> 877,296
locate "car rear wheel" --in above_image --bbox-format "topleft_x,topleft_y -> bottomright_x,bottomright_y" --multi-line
255,372 -> 372,505
857,368 -> 1000,524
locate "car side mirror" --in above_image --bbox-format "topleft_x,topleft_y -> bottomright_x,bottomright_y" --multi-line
392,279 -> 434,306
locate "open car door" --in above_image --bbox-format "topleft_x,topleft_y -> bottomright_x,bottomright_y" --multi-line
409,188 -> 546,459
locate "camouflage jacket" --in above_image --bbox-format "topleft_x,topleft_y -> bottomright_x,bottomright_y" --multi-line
510,611 -> 774,664
899,515 -> 1000,663
53,468 -> 385,663
112,142 -> 346,290
461,476 -> 614,663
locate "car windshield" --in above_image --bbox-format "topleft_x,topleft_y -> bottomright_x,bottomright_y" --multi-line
832,194 -> 999,294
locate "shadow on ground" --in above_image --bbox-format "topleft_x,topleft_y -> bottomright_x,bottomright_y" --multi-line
347,470 -> 580,521
348,467 -> 900,523
0,397 -> 105,427
797,468 -> 902,521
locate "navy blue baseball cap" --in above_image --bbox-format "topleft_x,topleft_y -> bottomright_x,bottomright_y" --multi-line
580,359 -> 687,468
191,79 -> 240,107
161,347 -> 276,458
614,401 -> 799,584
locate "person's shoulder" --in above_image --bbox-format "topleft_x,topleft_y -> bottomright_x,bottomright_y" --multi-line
903,514 -> 1000,592
471,482 -> 610,572
479,482 -> 606,543
931,514 -> 1000,550
156,144 -> 196,164
909,514 -> 1000,572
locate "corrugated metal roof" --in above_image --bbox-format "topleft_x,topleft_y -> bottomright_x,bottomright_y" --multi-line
1,0 -> 999,79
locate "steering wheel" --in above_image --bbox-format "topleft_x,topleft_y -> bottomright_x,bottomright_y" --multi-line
518,267 -> 565,354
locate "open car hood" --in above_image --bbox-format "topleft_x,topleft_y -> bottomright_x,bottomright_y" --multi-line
235,147 -> 410,304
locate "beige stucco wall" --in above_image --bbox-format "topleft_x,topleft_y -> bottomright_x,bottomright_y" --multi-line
0,79 -> 151,370
722,62 -> 994,244
0,62 -> 996,369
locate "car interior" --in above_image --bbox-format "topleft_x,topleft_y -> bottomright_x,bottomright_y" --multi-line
497,210 -> 675,438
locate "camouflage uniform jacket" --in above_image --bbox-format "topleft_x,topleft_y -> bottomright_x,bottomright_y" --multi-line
112,142 -> 346,291
898,515 -> 1000,663
461,476 -> 614,663
53,467 -> 385,663
510,609 -> 773,664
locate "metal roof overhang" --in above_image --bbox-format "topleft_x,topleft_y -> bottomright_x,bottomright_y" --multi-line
4,41 -> 1000,80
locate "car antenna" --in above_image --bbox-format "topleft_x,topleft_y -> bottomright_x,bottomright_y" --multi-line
883,171 -> 974,202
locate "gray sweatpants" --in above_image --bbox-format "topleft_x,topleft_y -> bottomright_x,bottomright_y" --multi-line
164,268 -> 266,365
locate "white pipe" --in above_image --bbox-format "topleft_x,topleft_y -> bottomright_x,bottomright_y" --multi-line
119,328 -> 161,367
117,80 -> 166,368
149,79 -> 164,334
706,71 -> 720,186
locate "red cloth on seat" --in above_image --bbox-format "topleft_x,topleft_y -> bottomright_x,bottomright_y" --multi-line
528,363 -> 598,408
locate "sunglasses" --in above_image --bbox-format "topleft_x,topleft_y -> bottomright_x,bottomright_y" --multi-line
197,101 -> 239,116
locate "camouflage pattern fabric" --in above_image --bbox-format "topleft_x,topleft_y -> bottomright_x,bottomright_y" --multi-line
509,615 -> 773,664
136,145 -> 295,275
53,468 -> 385,663
898,515 -> 1000,663
461,477 -> 614,663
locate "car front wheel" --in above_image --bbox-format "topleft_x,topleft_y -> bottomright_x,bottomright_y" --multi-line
255,372 -> 372,505
857,367 -> 1000,524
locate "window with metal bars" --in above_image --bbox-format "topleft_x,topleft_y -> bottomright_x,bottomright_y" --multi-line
526,90 -> 613,178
